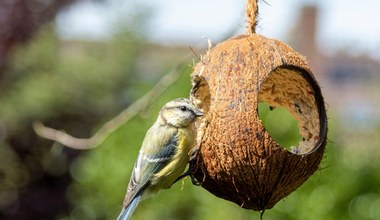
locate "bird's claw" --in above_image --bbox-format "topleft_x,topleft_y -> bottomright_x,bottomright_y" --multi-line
188,147 -> 200,185
173,147 -> 201,185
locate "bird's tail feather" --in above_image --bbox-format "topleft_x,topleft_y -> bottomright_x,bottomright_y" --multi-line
117,195 -> 141,220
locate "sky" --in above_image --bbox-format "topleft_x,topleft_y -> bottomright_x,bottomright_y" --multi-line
56,0 -> 380,58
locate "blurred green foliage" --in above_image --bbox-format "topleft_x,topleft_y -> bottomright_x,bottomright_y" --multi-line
0,23 -> 148,218
1,14 -> 380,220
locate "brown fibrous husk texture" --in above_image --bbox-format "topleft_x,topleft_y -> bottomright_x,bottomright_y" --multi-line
190,34 -> 327,211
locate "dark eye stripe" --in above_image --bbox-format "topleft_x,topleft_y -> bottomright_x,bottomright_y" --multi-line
163,105 -> 195,113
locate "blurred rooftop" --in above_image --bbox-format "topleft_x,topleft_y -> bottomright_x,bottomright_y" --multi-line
288,5 -> 380,130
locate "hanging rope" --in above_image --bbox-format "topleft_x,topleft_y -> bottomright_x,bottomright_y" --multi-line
245,0 -> 259,34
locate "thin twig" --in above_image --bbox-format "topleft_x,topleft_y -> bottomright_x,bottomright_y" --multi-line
188,46 -> 201,61
33,56 -> 191,150
260,209 -> 265,220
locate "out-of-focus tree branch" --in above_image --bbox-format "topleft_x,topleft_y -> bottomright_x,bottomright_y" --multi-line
33,57 -> 191,149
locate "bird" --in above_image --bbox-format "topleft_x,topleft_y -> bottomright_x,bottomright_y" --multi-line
117,98 -> 204,220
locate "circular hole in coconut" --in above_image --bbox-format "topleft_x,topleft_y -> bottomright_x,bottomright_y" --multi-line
190,75 -> 210,114
258,102 -> 301,152
190,75 -> 211,144
258,65 -> 321,155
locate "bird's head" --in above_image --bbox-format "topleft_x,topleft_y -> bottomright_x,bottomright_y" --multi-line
159,98 -> 204,128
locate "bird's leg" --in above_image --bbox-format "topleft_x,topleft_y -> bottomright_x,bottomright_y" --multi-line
188,147 -> 201,185
173,147 -> 200,185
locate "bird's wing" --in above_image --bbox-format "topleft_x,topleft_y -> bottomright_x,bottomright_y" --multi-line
123,128 -> 178,207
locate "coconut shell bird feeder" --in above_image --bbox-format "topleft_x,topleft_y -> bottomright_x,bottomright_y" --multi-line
189,0 -> 327,211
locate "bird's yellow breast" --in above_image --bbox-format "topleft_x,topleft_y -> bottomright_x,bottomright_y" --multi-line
150,127 -> 194,191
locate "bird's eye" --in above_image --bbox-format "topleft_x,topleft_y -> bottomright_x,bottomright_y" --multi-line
180,106 -> 187,111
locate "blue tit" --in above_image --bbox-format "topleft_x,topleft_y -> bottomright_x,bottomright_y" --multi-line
117,98 -> 204,220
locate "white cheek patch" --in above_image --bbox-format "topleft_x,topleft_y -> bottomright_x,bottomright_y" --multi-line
165,114 -> 181,127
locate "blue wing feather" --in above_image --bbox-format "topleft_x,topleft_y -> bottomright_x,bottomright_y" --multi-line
122,129 -> 179,208
117,194 -> 141,220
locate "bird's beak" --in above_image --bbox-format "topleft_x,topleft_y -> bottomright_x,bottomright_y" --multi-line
194,109 -> 204,117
